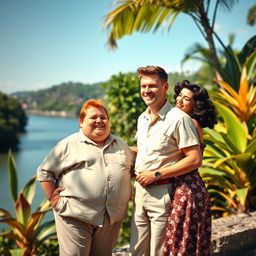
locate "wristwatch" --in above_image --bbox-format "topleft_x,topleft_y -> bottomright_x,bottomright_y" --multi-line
154,171 -> 162,180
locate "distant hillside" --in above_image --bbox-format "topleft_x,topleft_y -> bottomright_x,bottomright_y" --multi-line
10,71 -> 202,117
11,82 -> 105,117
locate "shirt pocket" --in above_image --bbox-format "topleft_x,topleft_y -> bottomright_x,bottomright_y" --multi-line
106,151 -> 131,169
151,135 -> 169,152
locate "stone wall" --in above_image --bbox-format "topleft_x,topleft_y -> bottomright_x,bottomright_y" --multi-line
211,211 -> 256,256
112,211 -> 256,256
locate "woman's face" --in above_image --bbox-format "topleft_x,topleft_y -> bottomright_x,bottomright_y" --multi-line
175,88 -> 195,115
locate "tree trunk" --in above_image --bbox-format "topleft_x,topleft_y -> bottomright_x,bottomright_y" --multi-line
197,2 -> 223,81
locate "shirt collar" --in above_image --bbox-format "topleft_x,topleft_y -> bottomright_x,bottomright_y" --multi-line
78,130 -> 116,147
144,100 -> 173,120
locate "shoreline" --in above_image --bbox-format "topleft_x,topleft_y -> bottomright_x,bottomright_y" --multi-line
26,109 -> 77,118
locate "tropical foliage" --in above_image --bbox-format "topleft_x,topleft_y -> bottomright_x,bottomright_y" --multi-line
0,151 -> 57,256
182,35 -> 256,91
214,67 -> 256,124
0,92 -> 27,153
103,0 -> 240,79
200,64 -> 256,217
216,36 -> 256,91
103,72 -> 144,145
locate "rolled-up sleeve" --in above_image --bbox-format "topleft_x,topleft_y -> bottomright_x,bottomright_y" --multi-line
37,139 -> 68,181
175,115 -> 199,149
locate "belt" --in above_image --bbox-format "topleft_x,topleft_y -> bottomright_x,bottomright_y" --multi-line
152,178 -> 172,186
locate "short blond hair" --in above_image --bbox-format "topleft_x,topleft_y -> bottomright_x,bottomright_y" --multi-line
137,66 -> 168,82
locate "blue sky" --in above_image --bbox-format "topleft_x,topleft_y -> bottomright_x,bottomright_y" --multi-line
0,0 -> 255,94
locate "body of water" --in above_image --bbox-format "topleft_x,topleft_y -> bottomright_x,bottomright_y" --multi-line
0,115 -> 78,226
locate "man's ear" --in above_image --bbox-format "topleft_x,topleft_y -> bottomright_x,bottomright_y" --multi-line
165,82 -> 169,91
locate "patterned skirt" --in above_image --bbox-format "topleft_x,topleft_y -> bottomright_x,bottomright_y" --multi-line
163,170 -> 211,256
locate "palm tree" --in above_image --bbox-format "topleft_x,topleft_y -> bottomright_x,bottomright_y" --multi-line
103,0 -> 238,80
181,35 -> 256,91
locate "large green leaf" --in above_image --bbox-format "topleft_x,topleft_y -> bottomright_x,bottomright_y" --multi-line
8,150 -> 18,202
15,193 -> 31,227
35,220 -> 56,241
36,198 -> 51,212
27,209 -> 51,237
0,217 -> 26,237
9,248 -> 26,256
22,175 -> 36,205
214,101 -> 247,153
244,50 -> 256,82
221,45 -> 241,91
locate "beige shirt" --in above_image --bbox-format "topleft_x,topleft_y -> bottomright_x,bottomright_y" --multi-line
135,101 -> 199,172
37,131 -> 135,226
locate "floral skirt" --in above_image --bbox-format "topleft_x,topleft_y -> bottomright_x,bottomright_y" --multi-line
163,170 -> 211,256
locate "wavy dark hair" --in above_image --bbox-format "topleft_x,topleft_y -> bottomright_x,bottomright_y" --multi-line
174,80 -> 218,129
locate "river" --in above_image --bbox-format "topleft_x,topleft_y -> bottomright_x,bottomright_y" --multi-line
0,115 -> 78,228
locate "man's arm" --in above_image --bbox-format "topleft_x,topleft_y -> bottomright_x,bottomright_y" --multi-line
40,181 -> 65,208
136,145 -> 201,187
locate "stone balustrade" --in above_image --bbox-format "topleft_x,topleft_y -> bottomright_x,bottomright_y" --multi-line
112,211 -> 256,256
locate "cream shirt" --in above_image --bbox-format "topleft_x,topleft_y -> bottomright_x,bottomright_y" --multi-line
37,131 -> 134,226
135,101 -> 199,172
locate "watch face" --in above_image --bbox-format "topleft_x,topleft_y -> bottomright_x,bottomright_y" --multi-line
155,171 -> 161,178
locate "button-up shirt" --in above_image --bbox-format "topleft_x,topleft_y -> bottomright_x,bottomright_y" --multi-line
37,131 -> 134,226
135,101 -> 199,172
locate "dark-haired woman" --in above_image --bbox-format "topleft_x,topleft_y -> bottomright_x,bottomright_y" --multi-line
163,80 -> 218,256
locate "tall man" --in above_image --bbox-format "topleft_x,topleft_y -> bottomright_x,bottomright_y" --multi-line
130,66 -> 202,255
37,99 -> 135,256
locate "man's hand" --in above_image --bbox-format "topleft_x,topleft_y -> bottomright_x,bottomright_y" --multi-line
135,170 -> 155,187
49,187 -> 65,209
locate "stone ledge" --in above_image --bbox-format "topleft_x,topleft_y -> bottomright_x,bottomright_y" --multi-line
112,211 -> 256,256
211,211 -> 256,256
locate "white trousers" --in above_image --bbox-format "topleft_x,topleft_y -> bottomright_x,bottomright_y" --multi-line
130,182 -> 172,256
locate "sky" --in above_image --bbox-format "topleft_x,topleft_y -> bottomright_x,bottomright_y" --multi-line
0,0 -> 255,94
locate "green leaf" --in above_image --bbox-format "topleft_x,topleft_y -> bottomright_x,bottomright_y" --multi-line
0,217 -> 26,237
246,136 -> 256,154
22,175 -> 36,204
8,150 -> 18,202
35,219 -> 56,241
214,101 -> 248,153
199,168 -> 225,176
9,248 -> 26,256
221,45 -> 241,91
15,193 -> 31,227
0,207 -> 12,218
236,187 -> 249,207
244,50 -> 256,82
36,198 -> 51,212
27,209 -> 51,237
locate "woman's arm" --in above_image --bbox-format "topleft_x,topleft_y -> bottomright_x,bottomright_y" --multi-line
135,145 -> 202,187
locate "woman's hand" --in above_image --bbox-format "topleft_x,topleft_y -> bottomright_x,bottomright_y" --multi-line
135,170 -> 155,187
49,187 -> 65,209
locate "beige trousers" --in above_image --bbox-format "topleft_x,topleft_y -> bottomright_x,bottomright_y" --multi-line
54,212 -> 122,256
130,182 -> 172,256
